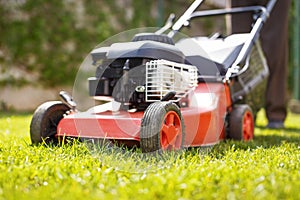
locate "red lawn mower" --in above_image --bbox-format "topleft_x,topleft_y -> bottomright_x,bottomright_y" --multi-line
30,0 -> 277,152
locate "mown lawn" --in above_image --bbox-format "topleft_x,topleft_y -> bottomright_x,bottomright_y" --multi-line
0,110 -> 299,200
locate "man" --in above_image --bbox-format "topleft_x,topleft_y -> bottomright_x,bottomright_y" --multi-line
231,0 -> 291,129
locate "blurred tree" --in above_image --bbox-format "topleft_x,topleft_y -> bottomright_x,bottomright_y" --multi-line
0,0 -> 156,86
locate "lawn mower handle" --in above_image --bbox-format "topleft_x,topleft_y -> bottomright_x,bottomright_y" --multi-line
162,0 -> 277,81
225,0 -> 277,81
266,0 -> 277,16
168,0 -> 276,39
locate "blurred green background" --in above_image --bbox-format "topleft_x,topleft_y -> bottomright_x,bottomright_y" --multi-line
0,0 -> 299,110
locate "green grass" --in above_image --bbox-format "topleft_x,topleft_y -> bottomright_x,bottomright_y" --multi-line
0,111 -> 299,200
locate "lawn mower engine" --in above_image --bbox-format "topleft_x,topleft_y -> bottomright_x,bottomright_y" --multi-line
88,34 -> 197,111
89,58 -> 149,110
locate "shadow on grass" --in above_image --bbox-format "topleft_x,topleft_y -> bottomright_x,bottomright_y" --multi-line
251,124 -> 300,147
256,125 -> 300,133
204,126 -> 300,158
253,134 -> 300,147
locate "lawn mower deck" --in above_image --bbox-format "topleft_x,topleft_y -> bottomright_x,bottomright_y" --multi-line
56,82 -> 228,149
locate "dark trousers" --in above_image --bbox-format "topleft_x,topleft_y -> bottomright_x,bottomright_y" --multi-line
231,0 -> 291,122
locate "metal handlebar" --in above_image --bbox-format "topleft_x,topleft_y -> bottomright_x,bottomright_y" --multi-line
156,0 -> 278,81
225,0 -> 277,81
168,0 -> 204,38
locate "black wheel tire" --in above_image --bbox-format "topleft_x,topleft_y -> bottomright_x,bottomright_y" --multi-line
228,104 -> 254,141
140,102 -> 185,153
30,101 -> 69,145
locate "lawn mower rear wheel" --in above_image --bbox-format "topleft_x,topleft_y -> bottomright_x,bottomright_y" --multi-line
228,104 -> 254,141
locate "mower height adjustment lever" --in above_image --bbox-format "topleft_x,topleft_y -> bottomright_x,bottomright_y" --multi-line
59,91 -> 77,111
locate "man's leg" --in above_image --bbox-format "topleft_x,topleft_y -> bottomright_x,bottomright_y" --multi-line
261,0 -> 290,128
231,0 -> 290,128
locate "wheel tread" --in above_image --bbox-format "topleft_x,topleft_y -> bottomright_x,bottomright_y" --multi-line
140,102 -> 185,153
228,104 -> 254,141
30,101 -> 69,144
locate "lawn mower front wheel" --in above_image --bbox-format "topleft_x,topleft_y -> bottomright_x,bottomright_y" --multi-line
140,102 -> 185,153
30,101 -> 70,145
228,104 -> 254,141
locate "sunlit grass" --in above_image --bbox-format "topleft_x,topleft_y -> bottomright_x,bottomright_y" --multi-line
0,110 -> 299,200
